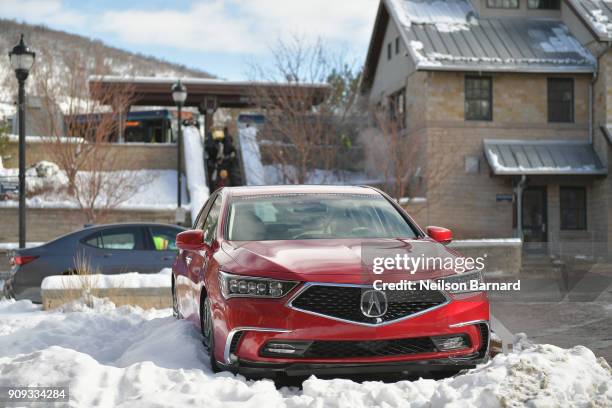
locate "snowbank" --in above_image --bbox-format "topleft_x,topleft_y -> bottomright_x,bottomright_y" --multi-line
0,298 -> 609,407
238,125 -> 266,186
182,126 -> 209,222
0,167 -> 188,211
41,269 -> 172,290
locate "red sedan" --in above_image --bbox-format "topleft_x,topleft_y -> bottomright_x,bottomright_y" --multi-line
172,185 -> 489,378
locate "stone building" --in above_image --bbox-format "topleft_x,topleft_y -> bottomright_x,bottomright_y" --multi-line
362,0 -> 612,256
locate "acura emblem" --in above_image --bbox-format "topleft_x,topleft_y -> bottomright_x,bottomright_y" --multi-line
360,290 -> 388,318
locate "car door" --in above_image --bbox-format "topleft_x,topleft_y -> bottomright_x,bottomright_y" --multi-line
79,226 -> 149,274
176,194 -> 219,320
141,225 -> 184,273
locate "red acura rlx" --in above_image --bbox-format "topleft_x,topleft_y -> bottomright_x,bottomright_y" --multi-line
172,185 -> 489,378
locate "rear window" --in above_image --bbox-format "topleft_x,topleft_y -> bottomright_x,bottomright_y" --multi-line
226,194 -> 417,241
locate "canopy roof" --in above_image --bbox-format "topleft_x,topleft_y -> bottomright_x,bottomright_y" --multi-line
88,76 -> 330,110
483,139 -> 606,176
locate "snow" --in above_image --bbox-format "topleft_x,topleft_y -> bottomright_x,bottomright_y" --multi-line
238,124 -> 266,186
182,126 -> 209,222
0,297 -> 609,407
451,238 -> 522,248
487,149 -> 598,174
0,242 -> 45,250
41,269 -> 172,290
583,4 -> 612,36
0,167 -> 189,211
389,0 -> 474,30
6,134 -> 84,144
263,164 -> 377,185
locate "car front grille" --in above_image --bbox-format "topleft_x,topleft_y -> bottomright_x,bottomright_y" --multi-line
229,331 -> 244,355
302,337 -> 437,358
289,284 -> 448,325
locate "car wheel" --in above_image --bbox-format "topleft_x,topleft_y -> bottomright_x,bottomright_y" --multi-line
200,296 -> 220,372
172,280 -> 181,319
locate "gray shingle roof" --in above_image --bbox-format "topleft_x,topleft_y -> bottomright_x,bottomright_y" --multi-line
483,139 -> 606,175
386,0 -> 596,73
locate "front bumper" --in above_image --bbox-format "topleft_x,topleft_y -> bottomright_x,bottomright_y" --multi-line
214,290 -> 490,377
221,352 -> 488,378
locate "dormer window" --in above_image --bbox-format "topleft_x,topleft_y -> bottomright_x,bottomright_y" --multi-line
528,0 -> 560,9
486,0 -> 518,8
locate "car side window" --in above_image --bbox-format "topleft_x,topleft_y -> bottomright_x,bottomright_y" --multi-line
83,227 -> 143,250
194,195 -> 217,230
149,226 -> 181,251
202,196 -> 222,245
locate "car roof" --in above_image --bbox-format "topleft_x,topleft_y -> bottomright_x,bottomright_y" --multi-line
224,185 -> 381,197
51,222 -> 184,241
84,222 -> 185,229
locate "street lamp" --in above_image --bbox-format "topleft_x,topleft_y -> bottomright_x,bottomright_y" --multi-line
171,80 -> 187,213
9,34 -> 35,249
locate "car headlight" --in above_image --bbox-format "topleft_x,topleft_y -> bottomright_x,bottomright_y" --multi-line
435,270 -> 484,294
219,271 -> 299,299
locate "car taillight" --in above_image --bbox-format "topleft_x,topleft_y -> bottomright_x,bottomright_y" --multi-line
10,255 -> 38,266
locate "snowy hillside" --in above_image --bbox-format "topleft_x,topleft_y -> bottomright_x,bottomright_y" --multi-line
0,19 -> 213,117
0,297 -> 609,407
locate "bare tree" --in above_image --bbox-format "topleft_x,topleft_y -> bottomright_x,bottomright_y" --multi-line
248,35 -> 362,184
34,45 -> 140,223
360,110 -> 421,200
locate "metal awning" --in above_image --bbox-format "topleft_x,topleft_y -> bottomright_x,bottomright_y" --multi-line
483,139 -> 607,176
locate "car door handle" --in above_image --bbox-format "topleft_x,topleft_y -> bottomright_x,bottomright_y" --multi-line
103,253 -> 112,258
162,256 -> 173,261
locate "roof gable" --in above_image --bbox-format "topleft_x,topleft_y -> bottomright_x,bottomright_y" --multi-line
362,0 -> 596,92
566,0 -> 612,41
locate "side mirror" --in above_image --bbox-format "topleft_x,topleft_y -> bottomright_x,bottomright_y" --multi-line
176,230 -> 209,251
427,226 -> 453,245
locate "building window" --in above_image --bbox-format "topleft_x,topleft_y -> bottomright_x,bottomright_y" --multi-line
528,0 -> 560,9
387,42 -> 392,60
548,78 -> 574,123
395,37 -> 400,55
487,0 -> 519,8
389,88 -> 406,127
560,187 -> 587,230
465,76 -> 492,121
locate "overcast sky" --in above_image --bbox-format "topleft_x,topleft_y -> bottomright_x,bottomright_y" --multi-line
0,0 -> 379,79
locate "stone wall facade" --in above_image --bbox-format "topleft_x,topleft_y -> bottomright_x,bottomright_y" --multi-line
398,69 -> 607,253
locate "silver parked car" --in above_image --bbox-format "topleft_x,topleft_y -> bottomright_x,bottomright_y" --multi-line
3,223 -> 185,303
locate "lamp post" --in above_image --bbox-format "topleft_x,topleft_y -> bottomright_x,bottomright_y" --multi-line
9,35 -> 35,249
171,80 -> 187,211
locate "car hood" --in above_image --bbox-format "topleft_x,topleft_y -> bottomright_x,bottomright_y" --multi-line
221,238 -> 464,284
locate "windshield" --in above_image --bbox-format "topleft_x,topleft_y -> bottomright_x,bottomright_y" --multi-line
226,194 -> 418,241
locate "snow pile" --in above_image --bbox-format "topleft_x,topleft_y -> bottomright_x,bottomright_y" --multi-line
182,126 -> 209,222
41,269 -> 172,290
0,298 -> 609,407
238,125 -> 266,186
0,166 -> 188,211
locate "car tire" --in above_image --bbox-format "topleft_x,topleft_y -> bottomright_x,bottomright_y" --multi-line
201,296 -> 220,372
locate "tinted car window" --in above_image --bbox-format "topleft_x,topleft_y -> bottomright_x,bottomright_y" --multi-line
227,194 -> 417,241
202,197 -> 222,245
149,226 -> 181,251
84,227 -> 143,250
